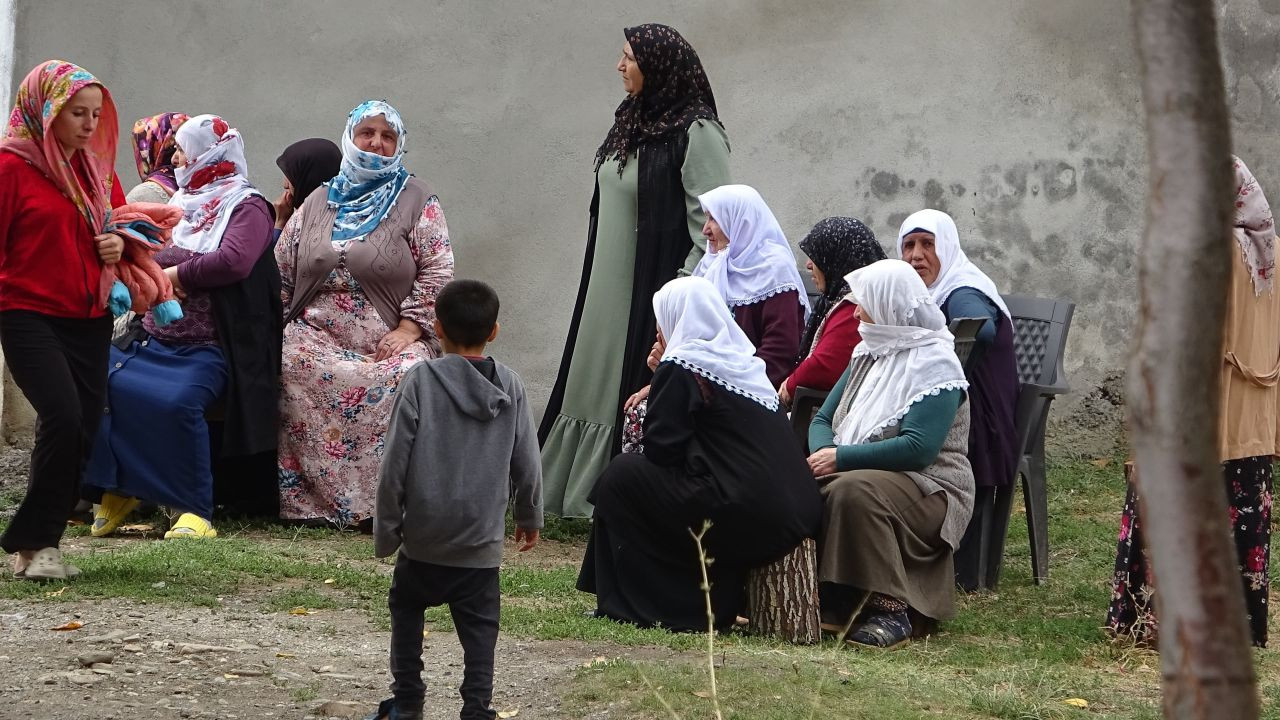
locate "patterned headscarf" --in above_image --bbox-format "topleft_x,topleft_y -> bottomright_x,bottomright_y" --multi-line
1233,155 -> 1276,296
170,114 -> 261,254
797,216 -> 887,352
2,60 -> 118,233
594,24 -> 719,174
328,100 -> 411,243
131,112 -> 189,194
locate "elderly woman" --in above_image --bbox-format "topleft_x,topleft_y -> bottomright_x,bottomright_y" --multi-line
0,60 -> 127,579
276,100 -> 453,527
808,259 -> 973,649
125,113 -> 189,203
897,209 -> 1018,591
271,138 -> 341,240
1107,157 -> 1279,648
541,23 -> 731,518
579,276 -> 821,631
779,216 -> 886,406
86,114 -> 281,540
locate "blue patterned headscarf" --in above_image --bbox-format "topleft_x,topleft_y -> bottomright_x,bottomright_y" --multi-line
328,100 -> 410,242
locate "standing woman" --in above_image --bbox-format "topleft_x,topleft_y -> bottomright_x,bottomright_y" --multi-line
1107,157 -> 1279,648
276,101 -> 453,528
0,60 -> 126,578
126,113 -> 189,203
540,24 -> 731,518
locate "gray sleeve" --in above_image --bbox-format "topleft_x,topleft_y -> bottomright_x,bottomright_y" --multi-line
679,119 -> 732,275
374,367 -> 422,557
508,373 -> 544,530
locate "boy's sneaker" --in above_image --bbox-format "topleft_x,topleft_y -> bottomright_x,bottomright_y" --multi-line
365,698 -> 423,720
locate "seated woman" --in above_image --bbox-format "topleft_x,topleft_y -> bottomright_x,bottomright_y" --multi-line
126,113 -> 188,203
271,137 -> 341,242
779,216 -> 886,406
896,209 -> 1018,591
276,100 -> 453,527
580,276 -> 821,631
808,259 -> 973,649
86,114 -> 281,539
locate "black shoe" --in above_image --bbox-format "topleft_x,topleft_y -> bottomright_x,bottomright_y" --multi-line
365,698 -> 423,720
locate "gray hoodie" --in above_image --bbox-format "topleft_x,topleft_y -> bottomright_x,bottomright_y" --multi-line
374,354 -> 543,567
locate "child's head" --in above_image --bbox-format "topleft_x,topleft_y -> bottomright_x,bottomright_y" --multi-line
434,279 -> 500,353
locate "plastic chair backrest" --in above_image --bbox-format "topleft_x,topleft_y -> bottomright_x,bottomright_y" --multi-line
948,317 -> 986,370
1002,294 -> 1075,388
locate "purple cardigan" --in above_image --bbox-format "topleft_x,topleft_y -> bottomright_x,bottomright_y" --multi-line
177,197 -> 274,291
732,290 -> 804,387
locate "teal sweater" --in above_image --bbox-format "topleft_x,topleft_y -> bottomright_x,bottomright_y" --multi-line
808,364 -> 963,472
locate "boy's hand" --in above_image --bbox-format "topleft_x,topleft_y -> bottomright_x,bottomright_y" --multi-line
514,527 -> 539,552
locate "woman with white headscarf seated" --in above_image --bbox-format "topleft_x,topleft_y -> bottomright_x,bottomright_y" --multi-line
580,276 -> 821,631
807,259 -> 974,649
896,209 -> 1018,591
86,114 -> 282,540
275,100 -> 453,528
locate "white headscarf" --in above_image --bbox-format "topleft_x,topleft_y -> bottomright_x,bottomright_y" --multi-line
654,276 -> 779,411
169,114 -> 260,254
693,184 -> 811,320
833,259 -> 968,446
896,209 -> 1010,319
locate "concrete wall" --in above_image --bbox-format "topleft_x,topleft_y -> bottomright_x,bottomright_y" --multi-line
8,0 -> 1280,452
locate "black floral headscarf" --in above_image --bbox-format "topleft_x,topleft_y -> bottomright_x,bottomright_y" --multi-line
797,216 -> 887,353
594,23 -> 720,173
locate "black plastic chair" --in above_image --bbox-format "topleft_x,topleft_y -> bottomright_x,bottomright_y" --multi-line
985,294 -> 1074,587
787,316 -> 988,454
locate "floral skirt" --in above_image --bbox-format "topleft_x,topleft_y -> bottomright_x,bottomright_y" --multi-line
620,399 -> 646,455
1106,455 -> 1272,648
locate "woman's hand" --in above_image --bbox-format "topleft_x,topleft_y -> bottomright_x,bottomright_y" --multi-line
624,384 -> 651,412
807,447 -> 838,477
163,265 -> 187,300
273,190 -> 295,229
646,332 -> 666,372
95,233 -> 124,265
375,321 -> 423,361
777,381 -> 792,408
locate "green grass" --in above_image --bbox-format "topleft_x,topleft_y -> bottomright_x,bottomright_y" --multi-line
4,459 -> 1280,718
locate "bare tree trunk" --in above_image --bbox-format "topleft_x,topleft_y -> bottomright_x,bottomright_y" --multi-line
1128,1 -> 1258,718
747,538 -> 820,644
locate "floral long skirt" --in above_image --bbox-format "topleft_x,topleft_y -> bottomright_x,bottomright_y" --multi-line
1106,455 -> 1272,648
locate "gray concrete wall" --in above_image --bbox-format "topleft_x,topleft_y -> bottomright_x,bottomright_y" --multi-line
10,0 -> 1280,452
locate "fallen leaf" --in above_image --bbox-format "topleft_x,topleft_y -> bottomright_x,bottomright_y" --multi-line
692,690 -> 712,699
50,621 -> 83,631
223,673 -> 240,679
119,524 -> 155,534
323,578 -> 335,585
288,607 -> 317,616
45,587 -> 67,598
275,652 -> 296,659
498,711 -> 519,719
1063,698 -> 1089,708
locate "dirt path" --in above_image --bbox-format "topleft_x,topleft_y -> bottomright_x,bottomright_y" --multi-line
0,596 -> 621,719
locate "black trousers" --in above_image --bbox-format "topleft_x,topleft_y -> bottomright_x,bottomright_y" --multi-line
0,310 -> 110,553
389,555 -> 499,719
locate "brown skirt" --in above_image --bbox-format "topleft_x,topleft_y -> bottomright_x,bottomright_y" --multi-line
818,469 -> 954,620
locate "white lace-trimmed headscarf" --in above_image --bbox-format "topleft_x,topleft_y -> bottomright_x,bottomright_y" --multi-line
170,114 -> 260,254
896,208 -> 1009,319
654,276 -> 779,411
693,184 -> 811,321
832,259 -> 968,445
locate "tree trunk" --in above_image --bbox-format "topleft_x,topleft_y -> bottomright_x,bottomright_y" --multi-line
1129,1 -> 1258,718
746,538 -> 820,644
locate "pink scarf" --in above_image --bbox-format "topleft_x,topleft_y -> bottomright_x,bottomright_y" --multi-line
1233,156 -> 1276,296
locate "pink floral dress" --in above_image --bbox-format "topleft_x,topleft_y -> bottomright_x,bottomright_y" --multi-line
275,197 -> 453,525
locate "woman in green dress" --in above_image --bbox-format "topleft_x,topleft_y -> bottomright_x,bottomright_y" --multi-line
539,23 -> 731,518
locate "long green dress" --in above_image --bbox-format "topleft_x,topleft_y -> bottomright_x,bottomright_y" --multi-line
541,119 -> 731,517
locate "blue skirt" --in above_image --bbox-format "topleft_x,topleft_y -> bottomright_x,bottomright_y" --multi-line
85,338 -> 227,518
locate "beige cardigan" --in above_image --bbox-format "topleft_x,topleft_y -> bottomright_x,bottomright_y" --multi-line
1220,234 -> 1280,461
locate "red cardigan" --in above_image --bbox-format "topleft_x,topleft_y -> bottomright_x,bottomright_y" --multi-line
785,301 -> 862,393
0,153 -> 126,318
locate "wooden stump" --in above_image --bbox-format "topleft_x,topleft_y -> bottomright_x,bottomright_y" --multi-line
746,538 -> 820,644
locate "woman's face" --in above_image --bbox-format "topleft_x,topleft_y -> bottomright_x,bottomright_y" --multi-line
702,213 -> 730,254
805,257 -> 826,294
901,231 -> 941,287
171,146 -> 188,167
51,85 -> 104,153
282,175 -> 294,195
617,41 -> 644,96
353,115 -> 399,157
856,304 -> 873,324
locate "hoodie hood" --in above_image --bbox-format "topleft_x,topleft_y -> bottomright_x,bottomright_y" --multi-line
421,355 -> 510,421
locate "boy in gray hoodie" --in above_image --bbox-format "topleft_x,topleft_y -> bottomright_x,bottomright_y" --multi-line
370,279 -> 542,720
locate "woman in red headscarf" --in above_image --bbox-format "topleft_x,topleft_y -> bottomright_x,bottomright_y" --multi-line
0,60 -> 126,580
